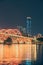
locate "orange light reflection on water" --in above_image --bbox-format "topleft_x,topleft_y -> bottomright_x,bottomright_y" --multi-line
0,44 -> 32,65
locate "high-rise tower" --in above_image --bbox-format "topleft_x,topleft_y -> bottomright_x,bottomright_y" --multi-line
26,17 -> 31,35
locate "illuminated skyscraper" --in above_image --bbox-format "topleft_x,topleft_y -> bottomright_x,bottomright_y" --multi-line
26,17 -> 31,35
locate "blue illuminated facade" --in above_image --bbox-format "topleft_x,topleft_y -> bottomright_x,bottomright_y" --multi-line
26,17 -> 31,35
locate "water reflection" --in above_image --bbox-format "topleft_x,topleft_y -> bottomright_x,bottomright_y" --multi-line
0,42 -> 43,65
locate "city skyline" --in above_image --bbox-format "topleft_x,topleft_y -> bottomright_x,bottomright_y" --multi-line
0,0 -> 43,34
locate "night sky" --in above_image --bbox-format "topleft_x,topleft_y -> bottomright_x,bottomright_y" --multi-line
0,0 -> 43,34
